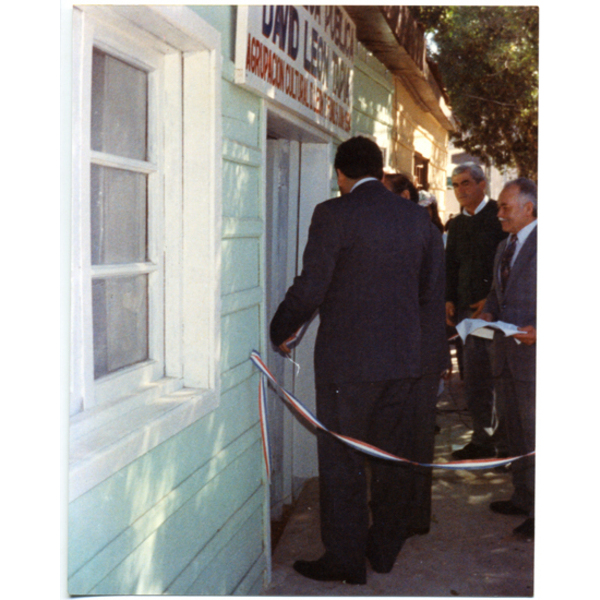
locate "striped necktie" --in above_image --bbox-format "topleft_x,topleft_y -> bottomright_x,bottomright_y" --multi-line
500,235 -> 517,293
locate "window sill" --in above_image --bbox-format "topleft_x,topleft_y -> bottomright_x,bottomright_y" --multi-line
69,381 -> 218,502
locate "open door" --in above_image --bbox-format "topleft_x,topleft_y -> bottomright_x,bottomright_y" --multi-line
265,120 -> 331,519
265,137 -> 296,519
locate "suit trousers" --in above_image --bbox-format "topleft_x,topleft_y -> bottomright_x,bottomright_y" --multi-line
459,309 -> 506,452
315,375 -> 438,569
495,372 -> 535,516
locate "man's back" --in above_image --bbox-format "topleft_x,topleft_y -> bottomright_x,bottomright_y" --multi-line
270,136 -> 451,584
271,180 -> 443,384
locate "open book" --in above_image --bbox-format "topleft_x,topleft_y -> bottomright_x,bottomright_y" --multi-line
455,318 -> 526,343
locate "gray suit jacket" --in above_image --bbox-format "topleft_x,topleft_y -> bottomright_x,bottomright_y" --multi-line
483,226 -> 537,381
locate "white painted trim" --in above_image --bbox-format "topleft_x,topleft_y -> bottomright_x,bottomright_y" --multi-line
82,17 -> 166,408
90,262 -> 158,278
70,5 -> 222,501
234,5 -> 249,84
163,51 -> 184,380
182,48 -> 222,390
88,12 -> 168,71
146,58 -> 166,394
90,151 -> 157,174
112,5 -> 222,53
71,8 -> 93,416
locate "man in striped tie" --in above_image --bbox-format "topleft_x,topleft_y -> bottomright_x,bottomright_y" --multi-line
481,178 -> 537,540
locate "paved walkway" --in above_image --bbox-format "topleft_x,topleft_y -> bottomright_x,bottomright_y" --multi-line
262,371 -> 534,596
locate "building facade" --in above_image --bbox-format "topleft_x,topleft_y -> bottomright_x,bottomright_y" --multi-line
67,5 -> 453,594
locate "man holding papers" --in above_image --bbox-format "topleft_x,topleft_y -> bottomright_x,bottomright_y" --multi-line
480,178 -> 537,540
445,163 -> 508,460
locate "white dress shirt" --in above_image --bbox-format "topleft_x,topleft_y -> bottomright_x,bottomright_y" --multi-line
462,195 -> 489,216
350,177 -> 379,192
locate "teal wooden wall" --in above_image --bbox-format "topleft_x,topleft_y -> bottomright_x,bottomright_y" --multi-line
190,5 -> 237,62
68,10 -> 416,596
68,7 -> 269,595
352,44 -> 395,149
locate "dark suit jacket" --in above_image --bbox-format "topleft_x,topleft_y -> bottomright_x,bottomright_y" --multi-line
270,179 -> 449,385
483,225 -> 537,381
445,200 -> 507,310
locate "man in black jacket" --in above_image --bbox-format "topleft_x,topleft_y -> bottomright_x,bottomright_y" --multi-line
270,137 -> 448,584
445,162 -> 508,459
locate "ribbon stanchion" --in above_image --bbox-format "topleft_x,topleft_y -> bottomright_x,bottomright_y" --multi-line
250,350 -> 534,473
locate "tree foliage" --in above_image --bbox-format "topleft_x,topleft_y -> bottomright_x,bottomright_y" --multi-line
411,6 -> 539,179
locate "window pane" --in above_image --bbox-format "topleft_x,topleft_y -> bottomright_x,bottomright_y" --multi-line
90,164 -> 148,265
91,48 -> 148,161
92,275 -> 149,378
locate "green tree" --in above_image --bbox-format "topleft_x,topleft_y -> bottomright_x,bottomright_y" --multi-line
412,6 -> 539,179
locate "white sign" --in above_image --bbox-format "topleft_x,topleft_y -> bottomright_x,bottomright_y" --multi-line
235,5 -> 355,136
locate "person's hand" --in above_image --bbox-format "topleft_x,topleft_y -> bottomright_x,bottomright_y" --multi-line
480,312 -> 493,322
442,366 -> 453,380
514,325 -> 536,346
445,301 -> 456,327
469,298 -> 487,319
278,341 -> 291,356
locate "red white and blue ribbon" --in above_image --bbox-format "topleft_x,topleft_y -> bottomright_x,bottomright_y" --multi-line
250,349 -> 534,478
257,370 -> 272,480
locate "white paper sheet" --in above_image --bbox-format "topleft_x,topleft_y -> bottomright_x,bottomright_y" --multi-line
455,318 -> 526,344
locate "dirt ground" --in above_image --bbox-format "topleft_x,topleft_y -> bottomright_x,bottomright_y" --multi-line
262,371 -> 535,596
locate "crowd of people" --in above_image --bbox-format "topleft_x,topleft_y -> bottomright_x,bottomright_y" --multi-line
269,136 -> 537,585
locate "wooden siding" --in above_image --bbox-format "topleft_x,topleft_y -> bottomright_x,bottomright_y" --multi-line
188,5 -> 237,63
352,46 -> 395,151
68,40 -> 268,595
68,9 -> 451,596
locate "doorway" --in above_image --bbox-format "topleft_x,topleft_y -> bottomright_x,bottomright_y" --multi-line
264,109 -> 331,521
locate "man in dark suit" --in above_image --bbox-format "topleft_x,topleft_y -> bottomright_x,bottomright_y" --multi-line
445,162 -> 508,460
481,178 -> 537,540
270,136 -> 448,584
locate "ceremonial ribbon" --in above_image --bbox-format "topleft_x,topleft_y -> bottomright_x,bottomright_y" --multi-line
250,350 -> 534,480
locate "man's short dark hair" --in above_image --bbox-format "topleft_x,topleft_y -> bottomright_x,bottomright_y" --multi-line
383,172 -> 419,203
334,136 -> 384,180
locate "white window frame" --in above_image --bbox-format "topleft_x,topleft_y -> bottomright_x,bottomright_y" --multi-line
70,5 -> 222,502
88,29 -> 165,404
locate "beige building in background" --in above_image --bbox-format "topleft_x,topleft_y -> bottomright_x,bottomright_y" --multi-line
346,6 -> 454,216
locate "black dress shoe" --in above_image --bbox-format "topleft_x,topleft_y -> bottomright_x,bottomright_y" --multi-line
451,442 -> 496,460
365,537 -> 405,574
293,554 -> 366,585
513,518 -> 534,540
490,500 -> 529,516
408,525 -> 430,537
365,549 -> 395,574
